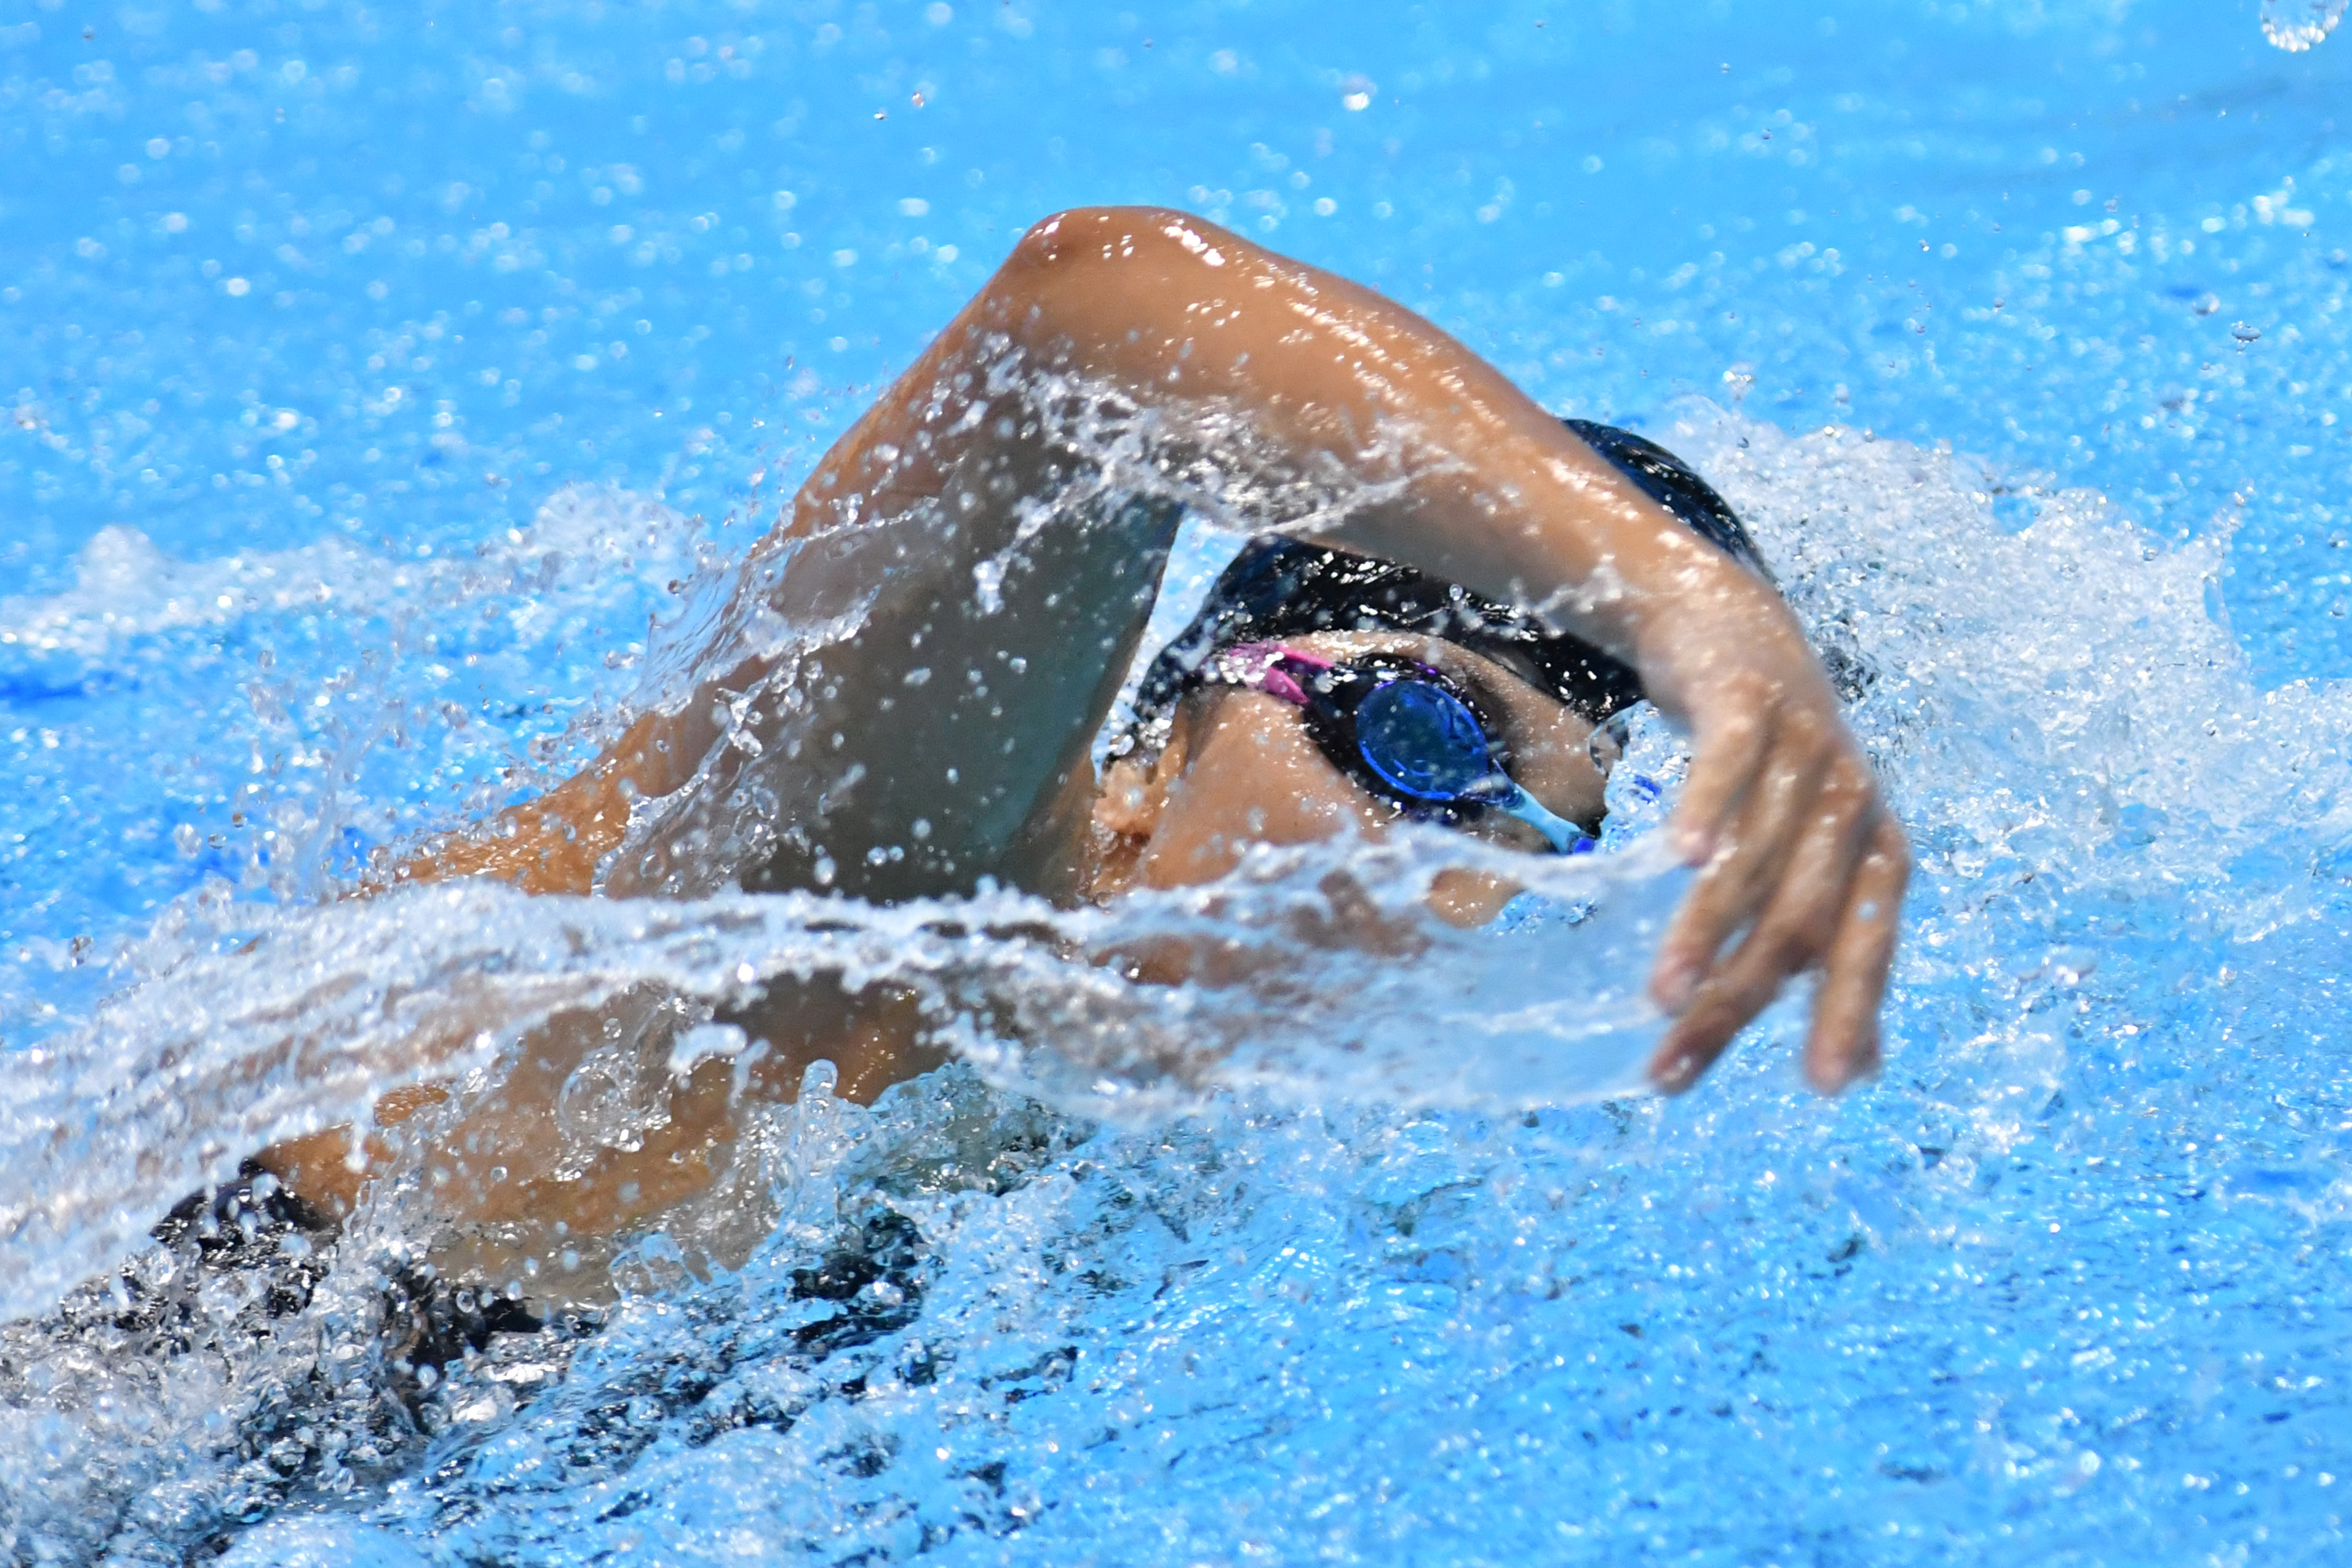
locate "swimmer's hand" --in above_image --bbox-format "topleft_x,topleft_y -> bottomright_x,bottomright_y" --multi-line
1632,577 -> 1909,1096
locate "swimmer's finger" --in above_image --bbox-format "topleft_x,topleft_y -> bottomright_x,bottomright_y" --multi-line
1740,757 -> 1884,990
1650,711 -> 1836,1012
1646,774 -> 1876,1090
1802,815 -> 1910,1094
1647,950 -> 1784,1094
1646,906 -> 1814,1093
1668,681 -> 1774,864
1646,993 -> 1739,1094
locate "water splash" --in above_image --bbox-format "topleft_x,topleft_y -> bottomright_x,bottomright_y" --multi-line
0,818 -> 1685,1327
0,485 -> 698,665
9,405 -> 2352,1564
0,484 -> 732,1042
2262,0 -> 2345,50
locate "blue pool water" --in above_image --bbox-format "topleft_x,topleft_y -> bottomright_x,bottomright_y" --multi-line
6,1 -> 2352,1563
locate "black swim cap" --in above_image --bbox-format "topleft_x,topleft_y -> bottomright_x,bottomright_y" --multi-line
1558,419 -> 1770,579
1120,420 -> 1767,746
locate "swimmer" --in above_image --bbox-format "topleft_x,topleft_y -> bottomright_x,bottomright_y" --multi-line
251,207 -> 1907,1259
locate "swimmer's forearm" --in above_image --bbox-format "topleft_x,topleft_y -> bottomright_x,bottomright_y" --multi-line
756,204 -> 1805,752
387,707 -> 706,896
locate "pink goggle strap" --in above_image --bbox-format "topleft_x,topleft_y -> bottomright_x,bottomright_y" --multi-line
1212,640 -> 1332,707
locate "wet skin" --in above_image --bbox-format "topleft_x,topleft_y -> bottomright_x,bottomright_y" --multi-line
256,205 -> 1908,1247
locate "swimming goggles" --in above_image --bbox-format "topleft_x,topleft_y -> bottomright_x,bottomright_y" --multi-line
1204,641 -> 1597,854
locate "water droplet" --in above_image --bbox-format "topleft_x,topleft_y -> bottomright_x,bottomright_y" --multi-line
2261,0 -> 2345,51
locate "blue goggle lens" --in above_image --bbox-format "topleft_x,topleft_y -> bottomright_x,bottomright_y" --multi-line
1352,679 -> 1496,801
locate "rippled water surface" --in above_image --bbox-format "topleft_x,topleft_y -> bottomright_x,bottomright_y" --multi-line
5,2 -> 2352,1564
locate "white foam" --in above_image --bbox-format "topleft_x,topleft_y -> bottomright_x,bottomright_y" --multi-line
0,483 -> 704,664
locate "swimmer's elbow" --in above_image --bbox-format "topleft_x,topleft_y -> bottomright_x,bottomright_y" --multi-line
1000,205 -> 1242,288
982,207 -> 1258,360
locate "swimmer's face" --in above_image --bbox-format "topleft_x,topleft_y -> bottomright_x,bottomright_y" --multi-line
1090,632 -> 1612,919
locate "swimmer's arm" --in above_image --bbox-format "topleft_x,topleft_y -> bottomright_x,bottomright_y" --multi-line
383,703 -> 717,895
897,205 -> 1905,1093
257,977 -> 937,1225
